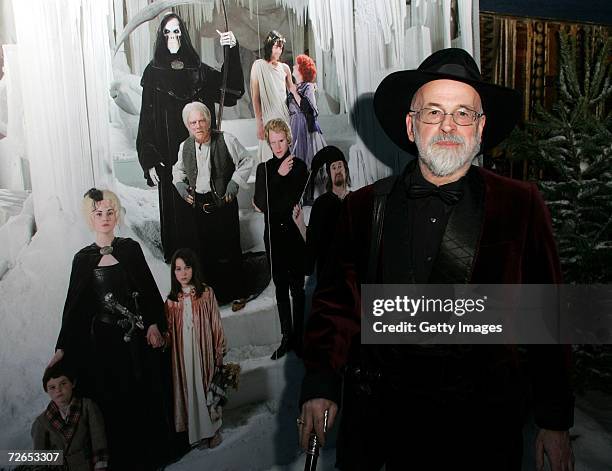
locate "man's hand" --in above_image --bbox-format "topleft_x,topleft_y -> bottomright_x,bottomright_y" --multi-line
256,117 -> 264,140
148,163 -> 165,186
299,398 -> 338,450
146,324 -> 164,348
217,30 -> 237,48
535,429 -> 574,471
278,156 -> 294,176
293,204 -> 305,227
224,180 -> 239,203
185,191 -> 194,205
293,204 -> 306,241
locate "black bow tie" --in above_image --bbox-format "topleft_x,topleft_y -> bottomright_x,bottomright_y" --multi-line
408,183 -> 463,205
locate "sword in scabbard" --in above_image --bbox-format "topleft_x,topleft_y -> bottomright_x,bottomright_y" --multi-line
103,292 -> 144,343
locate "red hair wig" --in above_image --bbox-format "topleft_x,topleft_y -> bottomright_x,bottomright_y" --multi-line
296,54 -> 317,83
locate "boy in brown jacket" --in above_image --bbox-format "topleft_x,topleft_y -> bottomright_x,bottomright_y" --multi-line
31,361 -> 108,470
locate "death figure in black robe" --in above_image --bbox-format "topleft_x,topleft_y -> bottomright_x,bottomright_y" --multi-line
136,13 -> 244,261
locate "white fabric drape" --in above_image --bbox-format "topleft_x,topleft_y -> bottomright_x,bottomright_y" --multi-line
309,0 -> 356,114
454,0 -> 479,67
13,0 -> 113,225
345,0 -> 406,187
126,0 -> 151,76
1,45 -> 27,190
407,0 -> 480,69
251,58 -> 290,163
286,8 -> 305,58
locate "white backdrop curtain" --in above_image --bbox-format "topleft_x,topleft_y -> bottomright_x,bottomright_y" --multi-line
407,0 -> 480,68
126,0 -> 152,76
12,0 -> 113,225
1,45 -> 27,190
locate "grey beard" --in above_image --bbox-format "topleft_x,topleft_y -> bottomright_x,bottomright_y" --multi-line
415,128 -> 481,177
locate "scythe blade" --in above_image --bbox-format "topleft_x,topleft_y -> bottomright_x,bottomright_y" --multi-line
113,0 -> 212,56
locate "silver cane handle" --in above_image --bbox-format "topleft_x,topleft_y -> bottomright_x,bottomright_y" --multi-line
304,409 -> 328,470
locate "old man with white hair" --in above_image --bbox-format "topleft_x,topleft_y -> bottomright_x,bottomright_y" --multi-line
173,101 -> 252,310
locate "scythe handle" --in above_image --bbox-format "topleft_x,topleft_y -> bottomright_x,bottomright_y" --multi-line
217,0 -> 230,130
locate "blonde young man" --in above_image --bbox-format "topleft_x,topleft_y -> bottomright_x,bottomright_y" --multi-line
253,119 -> 307,359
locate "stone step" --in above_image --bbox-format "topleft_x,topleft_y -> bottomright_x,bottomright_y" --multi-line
219,283 -> 280,350
237,208 -> 265,252
223,346 -> 299,411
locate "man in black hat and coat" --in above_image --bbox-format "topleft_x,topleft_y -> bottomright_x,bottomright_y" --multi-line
137,13 -> 244,262
292,145 -> 351,280
297,49 -> 574,470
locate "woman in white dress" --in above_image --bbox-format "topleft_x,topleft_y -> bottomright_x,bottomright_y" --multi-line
250,31 -> 294,163
164,248 -> 226,449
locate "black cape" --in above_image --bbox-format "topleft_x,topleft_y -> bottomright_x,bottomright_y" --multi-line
56,237 -> 166,354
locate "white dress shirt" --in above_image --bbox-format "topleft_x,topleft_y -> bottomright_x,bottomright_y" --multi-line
173,132 -> 253,195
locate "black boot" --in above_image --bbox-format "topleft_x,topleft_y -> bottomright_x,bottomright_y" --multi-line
271,302 -> 293,360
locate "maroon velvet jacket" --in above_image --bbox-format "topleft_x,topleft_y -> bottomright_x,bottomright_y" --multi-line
301,162 -> 574,430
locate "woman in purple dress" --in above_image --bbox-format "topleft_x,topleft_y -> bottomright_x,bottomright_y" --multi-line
287,54 -> 326,170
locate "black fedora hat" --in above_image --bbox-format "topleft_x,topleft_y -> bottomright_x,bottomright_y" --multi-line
373,48 -> 522,153
311,145 -> 347,175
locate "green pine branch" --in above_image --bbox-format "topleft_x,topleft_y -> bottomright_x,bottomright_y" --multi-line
503,31 -> 612,284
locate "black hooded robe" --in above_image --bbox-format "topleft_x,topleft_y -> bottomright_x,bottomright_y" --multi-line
136,14 -> 245,262
55,237 -> 172,470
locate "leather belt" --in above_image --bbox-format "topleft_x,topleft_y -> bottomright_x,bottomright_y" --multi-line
195,191 -> 219,214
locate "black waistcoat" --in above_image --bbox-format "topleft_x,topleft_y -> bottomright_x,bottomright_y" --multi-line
181,131 -> 235,198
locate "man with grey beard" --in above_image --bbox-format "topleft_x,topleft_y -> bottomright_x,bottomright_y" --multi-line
298,49 -> 574,470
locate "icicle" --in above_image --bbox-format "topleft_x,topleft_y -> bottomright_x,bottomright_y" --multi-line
274,0 -> 308,25
174,2 -> 215,47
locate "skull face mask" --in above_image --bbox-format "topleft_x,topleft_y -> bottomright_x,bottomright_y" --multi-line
163,17 -> 181,54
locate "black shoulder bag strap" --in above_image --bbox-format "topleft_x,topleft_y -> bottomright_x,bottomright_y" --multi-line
367,175 -> 398,283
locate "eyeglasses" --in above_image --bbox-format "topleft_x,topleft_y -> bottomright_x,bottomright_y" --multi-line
410,107 -> 483,126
